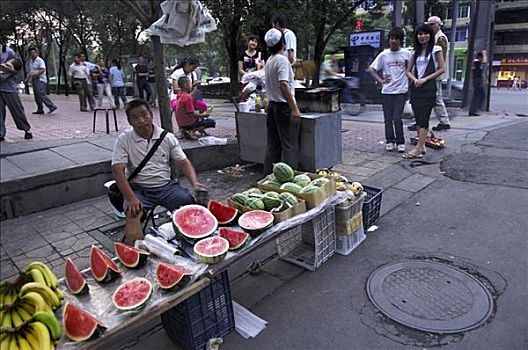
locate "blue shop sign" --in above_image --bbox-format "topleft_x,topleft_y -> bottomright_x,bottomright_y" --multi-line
349,31 -> 382,48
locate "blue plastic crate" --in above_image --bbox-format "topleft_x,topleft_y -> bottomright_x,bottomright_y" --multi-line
161,271 -> 235,350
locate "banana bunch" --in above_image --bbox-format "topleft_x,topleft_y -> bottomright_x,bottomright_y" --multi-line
0,261 -> 63,350
0,310 -> 61,350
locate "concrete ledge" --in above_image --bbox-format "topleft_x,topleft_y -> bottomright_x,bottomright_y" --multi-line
1,142 -> 241,220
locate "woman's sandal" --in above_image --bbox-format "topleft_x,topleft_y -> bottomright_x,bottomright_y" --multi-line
402,152 -> 423,159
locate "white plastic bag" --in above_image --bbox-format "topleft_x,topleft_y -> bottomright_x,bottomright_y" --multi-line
198,136 -> 228,146
403,99 -> 414,118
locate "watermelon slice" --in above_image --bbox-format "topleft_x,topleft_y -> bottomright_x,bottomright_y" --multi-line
64,257 -> 88,295
63,302 -> 106,342
112,277 -> 152,311
114,242 -> 149,269
156,262 -> 192,289
238,210 -> 274,236
218,228 -> 250,250
193,236 -> 229,264
90,245 -> 121,283
172,204 -> 218,241
207,200 -> 238,225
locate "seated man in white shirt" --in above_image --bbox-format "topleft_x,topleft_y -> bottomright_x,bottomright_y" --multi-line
112,99 -> 207,245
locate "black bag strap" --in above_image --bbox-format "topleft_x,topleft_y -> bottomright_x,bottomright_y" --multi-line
127,130 -> 168,182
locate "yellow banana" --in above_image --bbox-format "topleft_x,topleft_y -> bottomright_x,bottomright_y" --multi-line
7,333 -> 19,350
0,332 -> 8,344
29,312 -> 61,342
25,263 -> 58,289
19,284 -> 60,310
1,309 -> 12,329
22,330 -> 38,350
27,270 -> 47,288
20,292 -> 49,314
17,301 -> 35,316
52,288 -> 63,301
10,309 -> 25,329
14,335 -> 31,350
3,289 -> 18,308
14,307 -> 32,324
28,321 -> 51,350
0,289 -> 5,308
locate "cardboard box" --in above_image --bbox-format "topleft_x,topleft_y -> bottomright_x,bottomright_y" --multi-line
335,211 -> 363,236
227,195 -> 307,224
257,172 -> 336,209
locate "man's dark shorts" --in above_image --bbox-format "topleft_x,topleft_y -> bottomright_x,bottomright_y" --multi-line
125,180 -> 195,212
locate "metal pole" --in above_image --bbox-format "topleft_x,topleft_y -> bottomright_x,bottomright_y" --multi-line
416,0 -> 425,26
394,0 -> 402,28
447,0 -> 459,100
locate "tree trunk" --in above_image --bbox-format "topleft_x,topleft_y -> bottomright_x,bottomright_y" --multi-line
151,36 -> 172,132
225,21 -> 240,97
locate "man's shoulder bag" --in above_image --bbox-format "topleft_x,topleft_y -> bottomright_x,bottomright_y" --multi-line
108,131 -> 168,213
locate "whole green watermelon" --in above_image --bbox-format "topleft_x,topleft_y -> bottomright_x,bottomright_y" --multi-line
273,163 -> 295,183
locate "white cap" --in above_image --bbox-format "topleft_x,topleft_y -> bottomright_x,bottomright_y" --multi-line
427,16 -> 442,25
264,28 -> 282,47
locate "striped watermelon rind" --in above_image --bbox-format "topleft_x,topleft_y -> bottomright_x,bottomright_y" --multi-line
219,228 -> 250,250
273,162 -> 295,183
194,236 -> 229,264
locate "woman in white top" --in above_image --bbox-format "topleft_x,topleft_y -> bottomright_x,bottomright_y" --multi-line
404,24 -> 445,159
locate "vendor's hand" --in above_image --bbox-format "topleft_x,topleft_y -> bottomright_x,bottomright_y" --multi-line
192,183 -> 208,192
126,195 -> 143,218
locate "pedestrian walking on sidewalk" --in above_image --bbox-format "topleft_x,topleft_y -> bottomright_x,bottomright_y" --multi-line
94,59 -> 115,108
26,47 -> 57,115
79,52 -> 96,110
112,99 -> 205,245
109,60 -> 127,108
404,24 -> 445,159
68,54 -> 90,112
263,28 -> 301,174
408,16 -> 451,132
135,55 -> 151,101
0,42 -> 32,141
469,51 -> 485,116
147,59 -> 157,108
367,27 -> 411,153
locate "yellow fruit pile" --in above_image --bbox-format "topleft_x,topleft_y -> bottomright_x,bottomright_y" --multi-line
0,261 -> 63,350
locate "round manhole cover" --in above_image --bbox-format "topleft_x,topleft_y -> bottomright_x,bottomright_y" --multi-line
367,261 -> 493,333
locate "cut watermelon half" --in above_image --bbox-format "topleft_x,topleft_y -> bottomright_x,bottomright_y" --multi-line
156,262 -> 192,289
63,302 -> 106,342
172,204 -> 218,241
238,210 -> 274,236
90,245 -> 121,283
112,277 -> 152,311
64,257 -> 88,295
218,227 -> 250,250
193,236 -> 229,264
114,242 -> 149,269
207,200 -> 238,225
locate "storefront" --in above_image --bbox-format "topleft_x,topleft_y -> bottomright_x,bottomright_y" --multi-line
492,57 -> 528,88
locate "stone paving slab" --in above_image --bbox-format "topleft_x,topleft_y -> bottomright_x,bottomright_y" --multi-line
0,158 -> 25,179
51,142 -> 113,164
393,173 -> 436,193
5,150 -> 77,176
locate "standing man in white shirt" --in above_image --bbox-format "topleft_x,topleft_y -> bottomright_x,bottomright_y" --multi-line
263,28 -> 301,174
26,47 -> 57,114
272,13 -> 297,66
368,27 -> 411,153
409,15 -> 451,131
68,53 -> 90,112
79,52 -> 96,110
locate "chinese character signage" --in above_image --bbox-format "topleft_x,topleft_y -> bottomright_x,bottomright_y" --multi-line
501,58 -> 528,65
349,31 -> 382,48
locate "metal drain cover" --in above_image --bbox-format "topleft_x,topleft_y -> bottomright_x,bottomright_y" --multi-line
367,261 -> 493,333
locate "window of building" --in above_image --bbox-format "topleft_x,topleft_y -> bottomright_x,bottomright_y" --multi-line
456,28 -> 469,42
458,4 -> 470,18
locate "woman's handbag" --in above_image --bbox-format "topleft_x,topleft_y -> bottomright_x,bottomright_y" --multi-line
410,131 -> 446,149
107,131 -> 167,213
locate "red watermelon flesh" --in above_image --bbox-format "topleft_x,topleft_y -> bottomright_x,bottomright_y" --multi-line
172,204 -> 218,239
90,245 -> 121,282
156,262 -> 191,289
207,200 -> 238,224
64,257 -> 88,295
63,302 -> 106,342
193,236 -> 229,264
114,242 -> 149,269
238,210 -> 274,231
112,277 -> 152,311
218,227 -> 250,250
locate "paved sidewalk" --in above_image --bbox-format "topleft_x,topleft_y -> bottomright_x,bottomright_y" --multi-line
1,91 -> 519,282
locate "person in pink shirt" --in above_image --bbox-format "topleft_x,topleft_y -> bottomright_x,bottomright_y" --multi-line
174,76 -> 215,140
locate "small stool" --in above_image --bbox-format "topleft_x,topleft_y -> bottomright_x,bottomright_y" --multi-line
93,107 -> 118,134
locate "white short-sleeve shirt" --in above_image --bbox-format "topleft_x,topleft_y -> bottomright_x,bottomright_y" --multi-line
112,125 -> 187,188
30,57 -> 47,83
265,53 -> 296,103
414,45 -> 442,79
283,29 -> 297,62
369,48 -> 412,94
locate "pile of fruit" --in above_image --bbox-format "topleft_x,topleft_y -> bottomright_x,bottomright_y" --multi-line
316,168 -> 364,196
0,261 -> 63,350
260,162 -> 330,196
231,188 -> 301,213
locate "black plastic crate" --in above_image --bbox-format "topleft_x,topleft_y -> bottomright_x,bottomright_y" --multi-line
362,186 -> 383,230
161,271 -> 235,350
